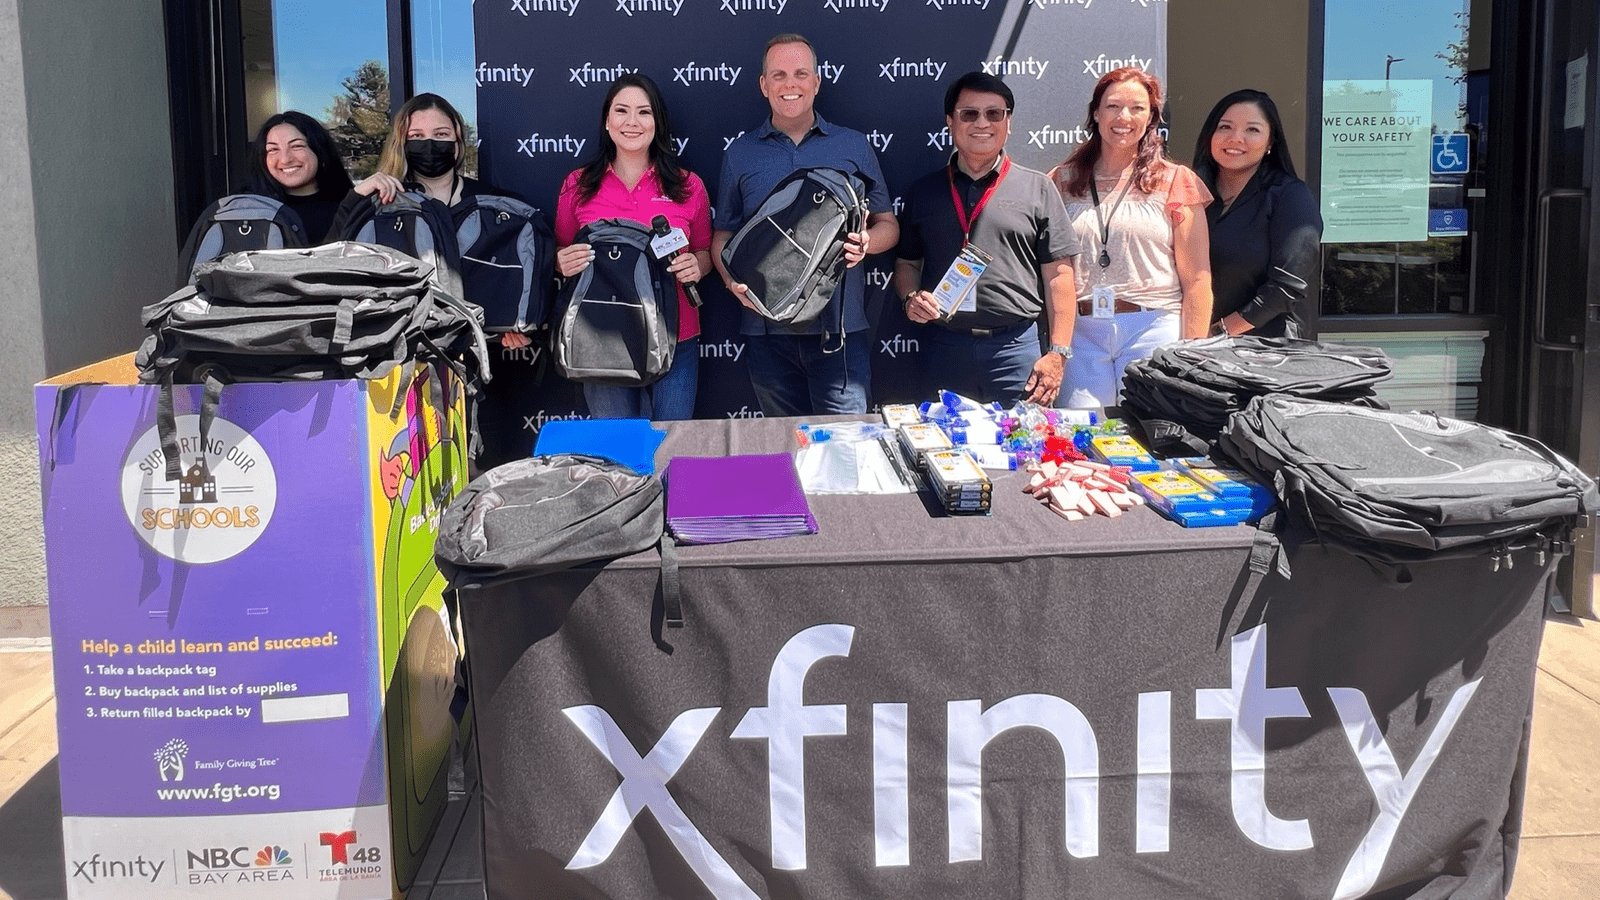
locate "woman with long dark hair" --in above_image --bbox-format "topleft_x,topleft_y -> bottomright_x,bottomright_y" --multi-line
1192,89 -> 1323,338
552,73 -> 711,420
1049,67 -> 1212,408
245,111 -> 354,242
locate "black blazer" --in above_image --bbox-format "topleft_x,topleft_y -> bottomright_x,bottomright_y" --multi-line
1205,166 -> 1322,338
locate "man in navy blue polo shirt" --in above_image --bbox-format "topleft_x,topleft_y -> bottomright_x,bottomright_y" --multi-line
711,33 -> 899,416
894,71 -> 1078,406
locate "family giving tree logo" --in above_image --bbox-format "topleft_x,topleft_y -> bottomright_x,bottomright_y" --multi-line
120,415 -> 278,564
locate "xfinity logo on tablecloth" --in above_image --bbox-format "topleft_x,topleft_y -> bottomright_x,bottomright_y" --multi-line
562,623 -> 1481,900
674,62 -> 743,86
511,0 -> 581,14
120,415 -> 278,565
1084,53 -> 1156,76
517,134 -> 588,157
879,57 -> 947,82
476,63 -> 536,87
570,63 -> 640,86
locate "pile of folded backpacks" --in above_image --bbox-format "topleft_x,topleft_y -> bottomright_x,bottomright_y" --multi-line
1120,335 -> 1393,455
1217,395 -> 1599,564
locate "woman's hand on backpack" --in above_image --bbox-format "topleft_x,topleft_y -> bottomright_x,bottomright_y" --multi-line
557,243 -> 594,278
353,172 -> 405,204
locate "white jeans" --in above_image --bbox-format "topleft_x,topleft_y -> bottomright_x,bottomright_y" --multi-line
1061,308 -> 1180,408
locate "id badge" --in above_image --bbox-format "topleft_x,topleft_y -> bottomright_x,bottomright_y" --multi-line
932,243 -> 993,317
1091,285 -> 1116,319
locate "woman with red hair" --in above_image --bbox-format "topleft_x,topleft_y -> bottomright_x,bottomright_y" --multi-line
1049,67 -> 1212,408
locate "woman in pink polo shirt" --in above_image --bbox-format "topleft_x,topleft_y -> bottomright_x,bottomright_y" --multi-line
553,74 -> 712,420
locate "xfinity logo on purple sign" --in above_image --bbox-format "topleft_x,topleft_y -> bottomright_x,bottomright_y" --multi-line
516,134 -> 587,157
512,0 -> 581,14
981,55 -> 1051,79
615,0 -> 684,14
675,62 -> 743,86
720,0 -> 787,14
476,63 -> 536,87
570,63 -> 640,87
1030,124 -> 1094,149
1084,53 -> 1155,76
563,623 -> 1481,900
879,57 -> 946,82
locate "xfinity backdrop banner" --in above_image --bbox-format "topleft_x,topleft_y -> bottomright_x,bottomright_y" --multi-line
473,0 -> 1165,459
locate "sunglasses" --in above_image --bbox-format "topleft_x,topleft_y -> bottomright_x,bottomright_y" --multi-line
955,107 -> 1011,124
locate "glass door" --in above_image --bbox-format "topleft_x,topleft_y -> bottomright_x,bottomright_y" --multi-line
1524,0 -> 1599,615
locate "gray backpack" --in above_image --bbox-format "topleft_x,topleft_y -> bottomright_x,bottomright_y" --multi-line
551,219 -> 676,386
176,194 -> 309,285
719,166 -> 867,325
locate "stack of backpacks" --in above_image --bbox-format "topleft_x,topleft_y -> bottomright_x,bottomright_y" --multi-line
1120,335 -> 1393,455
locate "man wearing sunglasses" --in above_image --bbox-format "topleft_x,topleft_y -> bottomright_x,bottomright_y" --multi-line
712,33 -> 899,417
894,71 -> 1079,406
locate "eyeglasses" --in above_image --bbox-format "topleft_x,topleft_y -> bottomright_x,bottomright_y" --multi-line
955,107 -> 1010,124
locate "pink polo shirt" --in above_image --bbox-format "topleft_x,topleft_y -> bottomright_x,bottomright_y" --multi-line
554,166 -> 712,342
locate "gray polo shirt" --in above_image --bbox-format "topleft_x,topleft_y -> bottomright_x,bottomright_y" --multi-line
897,154 -> 1078,331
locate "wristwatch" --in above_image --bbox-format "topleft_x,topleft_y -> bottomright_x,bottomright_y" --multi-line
1047,344 -> 1074,359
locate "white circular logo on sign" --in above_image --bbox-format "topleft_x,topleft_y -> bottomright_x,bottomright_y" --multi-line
120,415 -> 278,564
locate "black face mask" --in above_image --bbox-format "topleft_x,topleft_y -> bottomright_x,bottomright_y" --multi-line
404,139 -> 457,178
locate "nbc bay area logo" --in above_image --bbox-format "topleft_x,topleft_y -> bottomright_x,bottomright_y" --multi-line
121,414 -> 278,564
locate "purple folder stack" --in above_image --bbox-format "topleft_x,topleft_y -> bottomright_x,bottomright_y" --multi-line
665,453 -> 818,544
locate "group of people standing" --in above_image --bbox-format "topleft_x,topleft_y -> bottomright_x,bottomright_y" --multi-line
230,31 -> 1322,423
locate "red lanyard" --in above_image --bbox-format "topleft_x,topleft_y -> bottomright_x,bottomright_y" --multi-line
947,156 -> 1011,240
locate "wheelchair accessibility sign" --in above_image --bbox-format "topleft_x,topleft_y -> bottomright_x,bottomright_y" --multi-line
1432,134 -> 1470,175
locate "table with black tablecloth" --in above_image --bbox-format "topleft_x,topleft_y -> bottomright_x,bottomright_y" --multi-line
457,415 -> 1554,900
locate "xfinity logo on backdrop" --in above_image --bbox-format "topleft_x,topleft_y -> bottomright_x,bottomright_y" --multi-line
570,63 -> 641,86
864,130 -> 893,152
891,196 -> 905,215
475,63 -> 536,87
879,57 -> 947,82
700,340 -> 746,362
516,134 -> 587,157
824,0 -> 889,11
562,623 -> 1481,900
522,411 -> 588,433
1083,53 -> 1155,76
924,0 -> 990,10
1030,124 -> 1093,149
675,62 -> 743,86
981,55 -> 1051,80
879,334 -> 919,357
1029,0 -> 1093,8
616,0 -> 684,14
722,131 -> 748,149
720,0 -> 787,14
816,60 -> 846,83
512,0 -> 580,14
926,127 -> 952,150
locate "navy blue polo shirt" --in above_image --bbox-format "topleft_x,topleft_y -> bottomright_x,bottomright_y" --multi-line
715,112 -> 892,336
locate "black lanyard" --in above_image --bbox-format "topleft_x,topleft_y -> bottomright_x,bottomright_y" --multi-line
1087,172 -> 1135,269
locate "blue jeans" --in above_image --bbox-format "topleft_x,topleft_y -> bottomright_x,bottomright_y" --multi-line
745,331 -> 870,416
918,320 -> 1040,405
584,337 -> 700,420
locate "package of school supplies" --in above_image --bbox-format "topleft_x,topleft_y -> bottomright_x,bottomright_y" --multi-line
1087,433 -> 1161,471
1130,469 -> 1247,527
1171,456 -> 1276,519
922,448 -> 992,514
898,422 -> 953,470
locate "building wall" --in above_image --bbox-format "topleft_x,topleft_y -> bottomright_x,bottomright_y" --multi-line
0,0 -> 176,607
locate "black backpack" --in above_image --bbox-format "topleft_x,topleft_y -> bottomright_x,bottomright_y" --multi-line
334,190 -> 465,301
450,194 -> 556,333
719,166 -> 868,325
550,218 -> 676,386
177,194 -> 309,285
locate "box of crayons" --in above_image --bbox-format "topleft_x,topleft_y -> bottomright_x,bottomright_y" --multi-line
1087,434 -> 1161,472
1170,457 -> 1276,520
1130,469 -> 1247,527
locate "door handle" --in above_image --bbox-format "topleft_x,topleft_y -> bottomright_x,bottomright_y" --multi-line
1533,188 -> 1588,349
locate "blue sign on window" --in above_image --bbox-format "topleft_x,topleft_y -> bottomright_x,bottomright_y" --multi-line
1432,134 -> 1470,175
1429,208 -> 1468,236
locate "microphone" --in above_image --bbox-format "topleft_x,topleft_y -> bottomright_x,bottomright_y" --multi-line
649,214 -> 703,308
